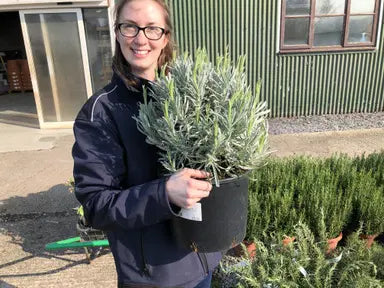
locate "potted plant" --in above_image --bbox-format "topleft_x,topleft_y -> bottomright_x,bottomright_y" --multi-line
234,158 -> 301,258
135,49 -> 270,252
218,222 -> 383,288
247,158 -> 300,242
351,172 -> 384,247
295,156 -> 354,248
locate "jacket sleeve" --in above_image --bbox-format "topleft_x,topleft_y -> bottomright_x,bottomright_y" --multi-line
72,118 -> 177,231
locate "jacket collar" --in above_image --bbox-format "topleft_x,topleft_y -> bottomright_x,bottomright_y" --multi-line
112,63 -> 154,94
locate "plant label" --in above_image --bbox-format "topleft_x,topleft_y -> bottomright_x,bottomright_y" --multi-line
178,203 -> 202,221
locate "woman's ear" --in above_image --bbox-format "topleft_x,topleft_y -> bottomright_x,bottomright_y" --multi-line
162,34 -> 169,49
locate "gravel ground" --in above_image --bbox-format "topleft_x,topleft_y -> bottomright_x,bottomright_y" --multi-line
268,112 -> 384,135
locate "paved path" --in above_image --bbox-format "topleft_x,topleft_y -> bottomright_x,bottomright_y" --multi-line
0,131 -> 117,288
270,128 -> 384,157
0,126 -> 383,287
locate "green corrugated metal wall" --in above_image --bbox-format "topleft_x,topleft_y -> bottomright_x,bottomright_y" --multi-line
168,0 -> 384,117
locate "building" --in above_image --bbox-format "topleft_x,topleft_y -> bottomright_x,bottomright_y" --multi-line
171,0 -> 384,117
0,0 -> 115,128
0,0 -> 383,129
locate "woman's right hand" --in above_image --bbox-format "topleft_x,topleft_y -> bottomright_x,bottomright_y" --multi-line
165,168 -> 212,209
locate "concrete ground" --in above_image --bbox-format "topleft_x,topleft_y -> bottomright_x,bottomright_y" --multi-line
0,93 -> 117,288
0,94 -> 383,287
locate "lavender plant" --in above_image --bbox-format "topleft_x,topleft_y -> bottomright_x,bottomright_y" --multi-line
135,49 -> 270,186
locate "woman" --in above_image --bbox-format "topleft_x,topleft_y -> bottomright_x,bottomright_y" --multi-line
72,0 -> 222,287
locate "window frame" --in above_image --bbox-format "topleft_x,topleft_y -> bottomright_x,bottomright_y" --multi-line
279,0 -> 383,53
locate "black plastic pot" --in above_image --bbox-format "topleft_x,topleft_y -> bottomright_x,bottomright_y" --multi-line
172,176 -> 249,252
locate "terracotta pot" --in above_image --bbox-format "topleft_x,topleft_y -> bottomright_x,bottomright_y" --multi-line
360,234 -> 378,248
232,240 -> 256,259
327,232 -> 343,254
282,236 -> 296,246
245,241 -> 257,258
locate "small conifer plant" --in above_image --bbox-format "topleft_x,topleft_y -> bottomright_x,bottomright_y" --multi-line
135,49 -> 270,186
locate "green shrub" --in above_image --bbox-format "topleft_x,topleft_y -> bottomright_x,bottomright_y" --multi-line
351,171 -> 384,235
296,156 -> 355,239
371,244 -> 384,280
248,155 -> 355,240
348,151 -> 384,235
247,158 -> 301,241
247,152 -> 384,240
336,227 -> 384,286
352,151 -> 384,187
225,223 -> 383,288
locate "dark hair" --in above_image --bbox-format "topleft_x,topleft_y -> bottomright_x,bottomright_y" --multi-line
113,0 -> 175,83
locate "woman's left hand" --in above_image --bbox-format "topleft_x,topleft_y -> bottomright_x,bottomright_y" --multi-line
165,168 -> 212,209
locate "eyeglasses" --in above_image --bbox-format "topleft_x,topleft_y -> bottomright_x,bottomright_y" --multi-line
117,23 -> 167,40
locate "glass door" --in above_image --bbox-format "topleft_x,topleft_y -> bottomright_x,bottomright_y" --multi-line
19,9 -> 92,128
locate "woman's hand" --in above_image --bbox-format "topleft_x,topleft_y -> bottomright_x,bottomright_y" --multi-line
166,168 -> 212,209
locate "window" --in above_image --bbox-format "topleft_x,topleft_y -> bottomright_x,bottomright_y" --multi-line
280,0 -> 382,52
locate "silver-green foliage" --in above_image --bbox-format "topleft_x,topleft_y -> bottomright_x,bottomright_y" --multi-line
227,223 -> 383,288
135,49 -> 269,186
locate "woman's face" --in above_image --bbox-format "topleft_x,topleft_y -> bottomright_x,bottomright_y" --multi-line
116,0 -> 169,81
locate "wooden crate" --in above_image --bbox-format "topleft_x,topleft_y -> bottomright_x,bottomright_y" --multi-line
20,59 -> 32,91
6,59 -> 32,92
7,60 -> 22,92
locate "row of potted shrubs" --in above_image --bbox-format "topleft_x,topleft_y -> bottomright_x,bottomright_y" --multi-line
212,152 -> 384,287
246,151 -> 384,243
214,222 -> 384,287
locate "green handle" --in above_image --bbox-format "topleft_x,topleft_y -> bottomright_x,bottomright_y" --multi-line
45,236 -> 109,250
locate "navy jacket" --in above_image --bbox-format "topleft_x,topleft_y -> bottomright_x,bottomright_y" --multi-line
72,73 -> 222,287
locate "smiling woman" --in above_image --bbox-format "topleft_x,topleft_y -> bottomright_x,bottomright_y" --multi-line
71,0 -> 222,287
114,0 -> 169,80
112,0 -> 175,82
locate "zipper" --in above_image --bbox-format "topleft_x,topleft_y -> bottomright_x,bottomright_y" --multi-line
197,252 -> 209,275
140,231 -> 150,277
